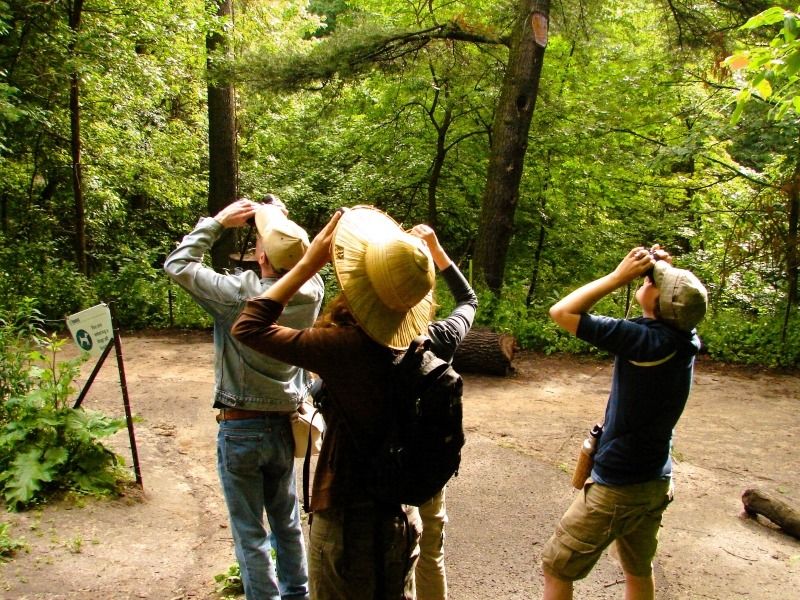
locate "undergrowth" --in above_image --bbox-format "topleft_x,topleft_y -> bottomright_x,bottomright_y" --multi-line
0,299 -> 130,511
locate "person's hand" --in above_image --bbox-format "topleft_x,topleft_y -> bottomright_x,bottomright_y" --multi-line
612,247 -> 656,284
257,209 -> 346,306
213,199 -> 258,228
299,208 -> 346,273
409,223 -> 439,248
408,223 -> 451,270
649,244 -> 673,265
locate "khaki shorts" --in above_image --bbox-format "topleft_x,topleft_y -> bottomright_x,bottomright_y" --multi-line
541,479 -> 673,581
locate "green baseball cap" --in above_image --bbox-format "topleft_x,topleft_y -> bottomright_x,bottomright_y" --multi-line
652,261 -> 708,332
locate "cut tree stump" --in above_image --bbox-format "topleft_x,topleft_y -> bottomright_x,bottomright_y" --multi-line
452,327 -> 517,376
742,487 -> 800,539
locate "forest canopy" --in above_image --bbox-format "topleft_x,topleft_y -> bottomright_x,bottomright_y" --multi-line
0,0 -> 798,367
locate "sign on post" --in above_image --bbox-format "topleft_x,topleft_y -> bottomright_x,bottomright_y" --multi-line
66,303 -> 143,487
66,303 -> 113,357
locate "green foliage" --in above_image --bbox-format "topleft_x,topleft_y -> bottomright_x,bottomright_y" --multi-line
0,306 -> 129,511
699,309 -> 800,368
726,7 -> 800,122
472,284 -> 602,356
92,248 -> 175,329
167,284 -> 214,329
214,562 -> 244,596
0,298 -> 47,407
0,238 -> 97,322
477,273 -> 800,369
0,0 -> 797,372
0,522 -> 26,562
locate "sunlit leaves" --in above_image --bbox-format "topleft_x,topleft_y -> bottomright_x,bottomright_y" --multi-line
725,7 -> 800,122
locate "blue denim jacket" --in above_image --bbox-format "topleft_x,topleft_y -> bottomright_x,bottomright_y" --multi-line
164,217 -> 324,412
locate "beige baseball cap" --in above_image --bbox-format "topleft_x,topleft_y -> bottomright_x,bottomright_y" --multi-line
254,204 -> 310,274
653,261 -> 708,331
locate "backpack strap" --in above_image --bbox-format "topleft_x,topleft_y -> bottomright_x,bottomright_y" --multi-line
301,407 -> 321,517
301,381 -> 329,518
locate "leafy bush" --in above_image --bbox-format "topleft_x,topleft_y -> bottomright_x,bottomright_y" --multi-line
473,283 -> 623,356
474,279 -> 799,369
0,298 -> 48,410
167,284 -> 214,329
92,248 -> 174,329
0,239 -> 96,322
0,304 -> 129,511
699,309 -> 800,368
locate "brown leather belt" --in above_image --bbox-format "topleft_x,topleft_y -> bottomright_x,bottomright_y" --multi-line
216,408 -> 292,423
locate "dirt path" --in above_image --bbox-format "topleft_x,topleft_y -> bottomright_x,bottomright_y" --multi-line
1,331 -> 799,599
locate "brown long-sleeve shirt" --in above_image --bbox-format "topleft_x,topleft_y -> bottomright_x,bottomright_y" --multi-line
232,297 -> 396,512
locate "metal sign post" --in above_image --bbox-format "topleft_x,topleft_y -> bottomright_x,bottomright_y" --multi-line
67,303 -> 143,487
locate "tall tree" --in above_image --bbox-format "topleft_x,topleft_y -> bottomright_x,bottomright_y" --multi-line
67,0 -> 86,275
206,0 -> 239,271
474,0 -> 550,293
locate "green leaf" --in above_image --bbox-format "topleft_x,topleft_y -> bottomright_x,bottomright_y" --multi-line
730,89 -> 751,124
43,446 -> 69,468
742,7 -> 789,30
783,49 -> 800,78
784,15 -> 799,43
1,448 -> 53,507
755,78 -> 773,99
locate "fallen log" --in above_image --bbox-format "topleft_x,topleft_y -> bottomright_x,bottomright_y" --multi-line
452,327 -> 517,376
741,487 -> 800,539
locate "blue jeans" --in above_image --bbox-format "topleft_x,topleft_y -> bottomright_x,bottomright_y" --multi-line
217,415 -> 309,600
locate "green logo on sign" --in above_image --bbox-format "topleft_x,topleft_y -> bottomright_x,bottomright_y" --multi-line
76,329 -> 93,351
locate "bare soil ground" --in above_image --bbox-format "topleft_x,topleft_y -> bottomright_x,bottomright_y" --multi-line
1,330 -> 799,599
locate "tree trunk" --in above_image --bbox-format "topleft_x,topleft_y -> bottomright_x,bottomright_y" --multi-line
526,220 -> 546,306
427,99 -> 452,230
474,0 -> 549,293
206,0 -> 238,272
787,173 -> 799,308
742,487 -> 800,539
68,0 -> 86,275
781,167 -> 799,344
452,327 -> 517,376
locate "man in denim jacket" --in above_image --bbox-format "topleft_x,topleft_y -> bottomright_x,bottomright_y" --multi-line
164,197 -> 324,600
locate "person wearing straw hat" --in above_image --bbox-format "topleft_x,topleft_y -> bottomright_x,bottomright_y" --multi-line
541,246 -> 708,600
164,197 -> 323,600
232,206 -> 475,600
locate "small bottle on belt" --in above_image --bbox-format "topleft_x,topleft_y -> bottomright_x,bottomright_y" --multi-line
571,423 -> 603,489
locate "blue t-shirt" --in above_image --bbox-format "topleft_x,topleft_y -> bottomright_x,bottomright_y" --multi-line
577,314 -> 701,485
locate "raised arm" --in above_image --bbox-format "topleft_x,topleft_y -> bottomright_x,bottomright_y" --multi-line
549,247 -> 655,335
256,209 -> 343,306
409,223 -> 451,271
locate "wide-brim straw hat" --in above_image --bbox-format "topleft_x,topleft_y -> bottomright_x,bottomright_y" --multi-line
331,206 -> 435,350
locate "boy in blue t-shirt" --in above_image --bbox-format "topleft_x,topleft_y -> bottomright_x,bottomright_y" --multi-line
541,246 -> 708,600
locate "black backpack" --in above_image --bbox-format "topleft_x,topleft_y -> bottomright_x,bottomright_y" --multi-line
363,335 -> 465,506
303,335 -> 465,511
